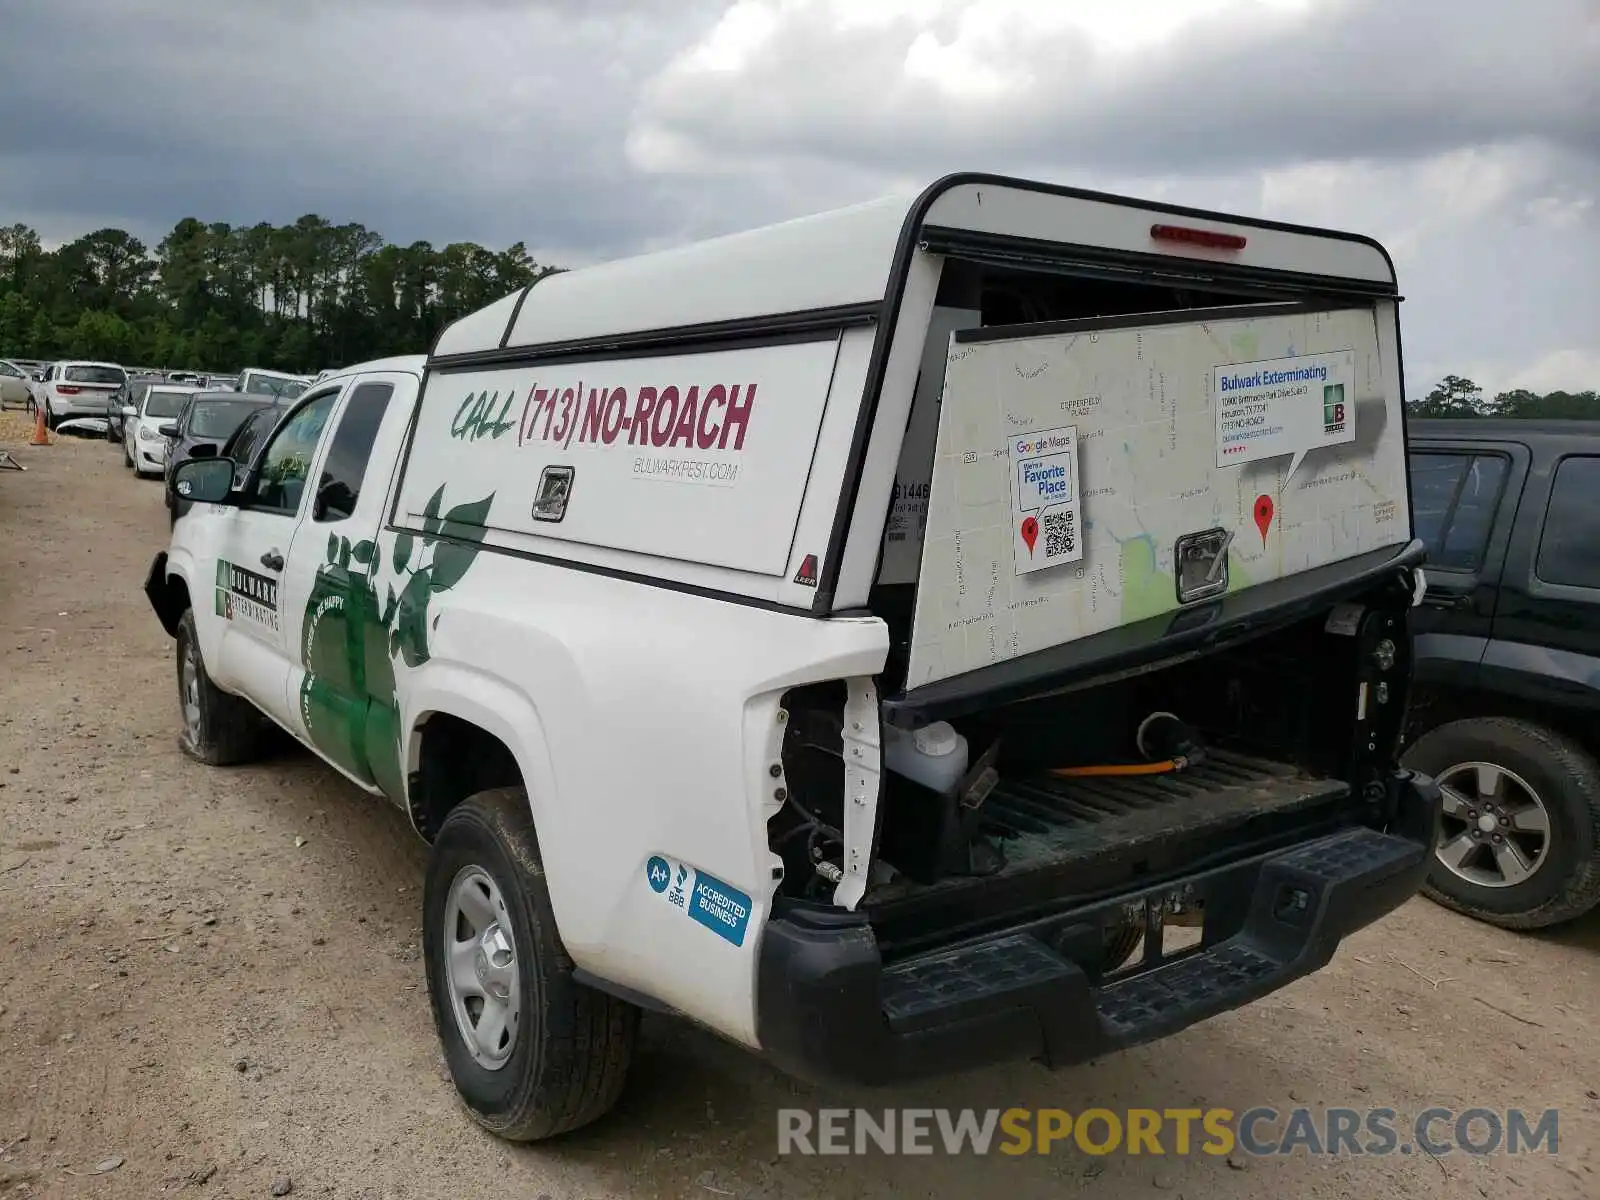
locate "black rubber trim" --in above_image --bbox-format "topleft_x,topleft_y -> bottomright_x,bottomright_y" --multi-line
950,299 -> 1371,347
811,170 -> 1403,611
429,302 -> 880,371
497,283 -> 536,350
920,227 -> 1401,301
382,364 -> 432,541
380,526 -> 822,618
884,539 -> 1427,723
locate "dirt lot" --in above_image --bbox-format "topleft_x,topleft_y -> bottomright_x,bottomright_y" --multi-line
1,429 -> 1597,1199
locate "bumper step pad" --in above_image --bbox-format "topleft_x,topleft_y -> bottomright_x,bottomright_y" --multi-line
877,825 -> 1426,1065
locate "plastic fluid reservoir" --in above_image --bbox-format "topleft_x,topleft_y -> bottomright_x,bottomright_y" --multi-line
883,721 -> 970,794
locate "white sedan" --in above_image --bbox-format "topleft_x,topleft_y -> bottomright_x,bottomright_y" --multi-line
122,384 -> 197,477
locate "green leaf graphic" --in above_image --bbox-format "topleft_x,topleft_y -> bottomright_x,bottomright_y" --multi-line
351,539 -> 374,566
394,566 -> 433,668
430,542 -> 477,592
392,531 -> 413,573
421,484 -> 446,543
337,536 -> 352,569
429,493 -> 494,592
382,583 -> 398,626
443,493 -> 494,533
326,532 -> 339,562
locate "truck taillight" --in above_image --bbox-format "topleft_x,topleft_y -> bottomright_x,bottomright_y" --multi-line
1151,224 -> 1248,251
57,385 -> 81,395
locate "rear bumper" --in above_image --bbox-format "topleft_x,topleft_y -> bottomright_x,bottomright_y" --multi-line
755,769 -> 1439,1087
49,395 -> 116,417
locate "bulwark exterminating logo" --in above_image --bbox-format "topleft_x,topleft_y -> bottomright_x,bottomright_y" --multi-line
1323,383 -> 1347,435
215,559 -> 280,632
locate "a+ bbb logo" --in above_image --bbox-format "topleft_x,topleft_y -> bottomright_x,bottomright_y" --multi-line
646,856 -> 671,893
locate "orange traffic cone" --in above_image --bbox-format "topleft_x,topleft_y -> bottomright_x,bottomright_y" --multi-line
29,403 -> 49,446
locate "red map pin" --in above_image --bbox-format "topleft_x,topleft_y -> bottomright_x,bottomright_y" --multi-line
1020,515 -> 1039,556
1253,494 -> 1275,546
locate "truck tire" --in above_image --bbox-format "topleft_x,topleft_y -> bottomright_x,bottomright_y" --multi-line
175,609 -> 273,766
1403,717 -> 1600,929
423,787 -> 637,1141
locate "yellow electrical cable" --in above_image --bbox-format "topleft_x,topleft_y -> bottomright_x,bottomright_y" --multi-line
1049,759 -> 1185,778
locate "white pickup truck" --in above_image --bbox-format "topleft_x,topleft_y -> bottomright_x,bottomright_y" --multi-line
146,172 -> 1440,1142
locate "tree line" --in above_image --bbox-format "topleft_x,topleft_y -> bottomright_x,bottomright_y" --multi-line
1406,375 -> 1597,420
0,217 -> 560,375
2,214 -> 1596,416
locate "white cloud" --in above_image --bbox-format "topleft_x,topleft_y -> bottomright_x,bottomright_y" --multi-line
630,0 -> 1599,177
0,0 -> 1594,392
1498,349 -> 1600,396
623,0 -> 1599,395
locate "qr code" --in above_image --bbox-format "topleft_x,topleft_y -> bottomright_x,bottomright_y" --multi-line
1043,509 -> 1076,556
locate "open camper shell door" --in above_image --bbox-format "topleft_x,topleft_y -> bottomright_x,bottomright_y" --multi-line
405,174 -> 1407,622
893,298 -> 1414,717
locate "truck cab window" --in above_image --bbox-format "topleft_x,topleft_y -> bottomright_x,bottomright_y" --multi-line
1408,452 -> 1506,571
314,383 -> 394,523
1536,456 -> 1600,589
252,393 -> 337,516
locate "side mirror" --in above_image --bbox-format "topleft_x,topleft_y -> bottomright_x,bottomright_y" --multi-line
121,405 -> 137,418
158,422 -> 180,438
172,458 -> 237,505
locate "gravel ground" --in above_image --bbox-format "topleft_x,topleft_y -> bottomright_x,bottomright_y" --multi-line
1,432 -> 1597,1199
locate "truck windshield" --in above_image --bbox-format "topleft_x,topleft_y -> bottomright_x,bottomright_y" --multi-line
189,399 -> 267,439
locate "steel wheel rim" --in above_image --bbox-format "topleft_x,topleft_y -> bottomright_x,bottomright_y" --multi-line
1434,760 -> 1552,889
180,640 -> 202,740
443,865 -> 521,1070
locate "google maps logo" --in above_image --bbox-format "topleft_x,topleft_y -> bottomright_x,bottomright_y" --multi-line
1014,432 -> 1073,456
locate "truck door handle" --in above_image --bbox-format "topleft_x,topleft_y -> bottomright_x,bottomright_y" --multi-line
1421,590 -> 1469,611
260,550 -> 285,572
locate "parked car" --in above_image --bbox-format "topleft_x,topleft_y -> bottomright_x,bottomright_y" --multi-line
1403,419 -> 1600,929
160,391 -> 282,521
237,367 -> 310,400
108,373 -> 167,442
34,361 -> 128,428
122,384 -> 198,477
0,359 -> 33,409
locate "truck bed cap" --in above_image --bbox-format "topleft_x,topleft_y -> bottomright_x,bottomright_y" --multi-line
430,173 -> 1397,363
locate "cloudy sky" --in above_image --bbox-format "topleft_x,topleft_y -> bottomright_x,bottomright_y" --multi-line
3,0 -> 1596,395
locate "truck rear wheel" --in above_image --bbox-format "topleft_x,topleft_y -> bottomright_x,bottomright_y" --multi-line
1404,717 -> 1600,929
423,787 -> 638,1141
175,609 -> 274,766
